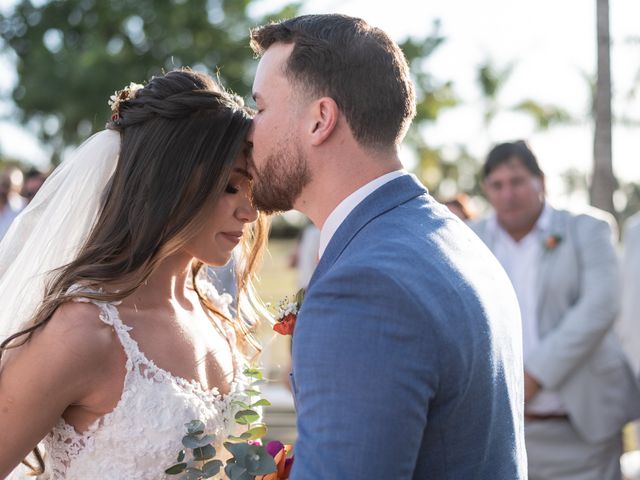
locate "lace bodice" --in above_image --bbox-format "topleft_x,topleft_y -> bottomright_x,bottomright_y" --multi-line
40,285 -> 250,480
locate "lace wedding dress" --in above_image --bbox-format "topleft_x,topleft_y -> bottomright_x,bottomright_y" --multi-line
8,285 -> 250,480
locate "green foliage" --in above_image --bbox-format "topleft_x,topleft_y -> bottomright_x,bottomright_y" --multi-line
415,143 -> 483,200
166,366 -> 277,480
476,58 -> 574,132
401,19 -> 458,130
477,59 -> 515,101
224,442 -> 276,478
0,0 -> 300,158
512,99 -> 573,129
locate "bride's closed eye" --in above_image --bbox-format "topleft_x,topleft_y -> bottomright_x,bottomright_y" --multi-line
225,184 -> 239,194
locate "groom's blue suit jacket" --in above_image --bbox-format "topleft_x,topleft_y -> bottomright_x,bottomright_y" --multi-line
290,174 -> 526,479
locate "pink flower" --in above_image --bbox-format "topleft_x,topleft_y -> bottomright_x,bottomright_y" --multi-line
256,441 -> 294,479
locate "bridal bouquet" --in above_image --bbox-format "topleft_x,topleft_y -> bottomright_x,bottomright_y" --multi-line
165,367 -> 293,480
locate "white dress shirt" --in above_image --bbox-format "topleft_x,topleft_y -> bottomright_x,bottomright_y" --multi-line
319,170 -> 406,258
490,204 -> 566,415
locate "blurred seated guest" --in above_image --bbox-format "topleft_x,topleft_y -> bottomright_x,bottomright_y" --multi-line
3,166 -> 25,211
0,168 -> 22,240
21,168 -> 47,205
471,140 -> 640,480
442,193 -> 477,221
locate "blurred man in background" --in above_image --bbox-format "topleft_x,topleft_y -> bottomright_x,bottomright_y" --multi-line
21,168 -> 46,205
471,140 -> 640,480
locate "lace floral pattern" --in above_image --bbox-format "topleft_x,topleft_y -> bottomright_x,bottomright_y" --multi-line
42,285 -> 249,480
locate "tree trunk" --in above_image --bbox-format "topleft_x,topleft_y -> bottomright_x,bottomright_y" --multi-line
591,0 -> 617,217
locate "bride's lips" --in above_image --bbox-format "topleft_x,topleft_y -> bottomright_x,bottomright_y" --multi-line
220,231 -> 243,245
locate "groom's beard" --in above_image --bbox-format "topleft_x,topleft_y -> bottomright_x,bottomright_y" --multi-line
251,140 -> 310,215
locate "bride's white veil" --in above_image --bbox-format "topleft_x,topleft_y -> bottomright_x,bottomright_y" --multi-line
0,129 -> 120,344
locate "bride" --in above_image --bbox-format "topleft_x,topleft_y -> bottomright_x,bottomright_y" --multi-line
0,69 -> 268,479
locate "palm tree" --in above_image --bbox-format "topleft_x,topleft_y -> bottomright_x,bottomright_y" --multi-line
591,0 -> 616,216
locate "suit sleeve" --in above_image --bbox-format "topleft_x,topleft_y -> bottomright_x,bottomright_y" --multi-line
289,264 -> 438,479
526,214 -> 620,389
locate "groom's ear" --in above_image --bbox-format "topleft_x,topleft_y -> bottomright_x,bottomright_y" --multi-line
308,97 -> 339,146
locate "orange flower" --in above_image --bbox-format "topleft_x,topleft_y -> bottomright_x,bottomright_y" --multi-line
543,234 -> 562,251
273,313 -> 296,336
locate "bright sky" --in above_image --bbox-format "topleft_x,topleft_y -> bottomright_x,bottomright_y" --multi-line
1,0 -> 639,205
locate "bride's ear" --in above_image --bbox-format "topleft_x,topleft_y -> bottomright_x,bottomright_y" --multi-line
308,97 -> 339,146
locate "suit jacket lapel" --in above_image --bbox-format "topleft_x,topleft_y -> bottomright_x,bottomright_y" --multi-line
535,206 -> 564,330
308,174 -> 427,289
473,217 -> 499,251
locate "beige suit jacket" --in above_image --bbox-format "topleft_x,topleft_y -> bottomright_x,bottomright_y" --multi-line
472,205 -> 640,443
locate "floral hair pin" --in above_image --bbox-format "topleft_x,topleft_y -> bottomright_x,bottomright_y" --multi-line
543,234 -> 562,251
273,289 -> 304,336
108,82 -> 144,121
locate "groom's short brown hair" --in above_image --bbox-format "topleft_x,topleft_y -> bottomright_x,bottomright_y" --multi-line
250,14 -> 416,150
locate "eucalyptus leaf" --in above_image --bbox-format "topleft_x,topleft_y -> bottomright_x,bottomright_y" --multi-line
177,450 -> 186,462
225,463 -> 252,480
202,459 -> 223,478
245,445 -> 277,475
230,400 -> 250,409
164,463 -> 187,475
243,389 -> 261,397
193,444 -> 216,461
235,409 -> 259,425
185,420 -> 205,435
182,434 -> 215,449
295,288 -> 305,305
224,441 -> 252,460
250,399 -> 271,408
243,368 -> 263,380
226,432 -> 253,443
245,425 -> 268,440
183,467 -> 204,480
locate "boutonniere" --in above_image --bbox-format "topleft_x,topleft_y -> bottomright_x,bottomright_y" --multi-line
273,289 -> 304,336
543,234 -> 562,251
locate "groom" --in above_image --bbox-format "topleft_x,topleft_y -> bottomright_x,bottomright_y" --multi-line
248,14 -> 526,478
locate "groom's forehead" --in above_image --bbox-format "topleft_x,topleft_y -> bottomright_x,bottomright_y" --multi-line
253,43 -> 293,90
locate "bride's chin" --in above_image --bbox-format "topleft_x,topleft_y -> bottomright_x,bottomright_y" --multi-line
191,252 -> 232,268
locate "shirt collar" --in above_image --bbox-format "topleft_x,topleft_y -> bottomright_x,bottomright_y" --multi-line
318,170 -> 406,258
536,203 -> 552,233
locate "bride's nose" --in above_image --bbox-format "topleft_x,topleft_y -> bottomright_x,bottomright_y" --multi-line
236,194 -> 258,224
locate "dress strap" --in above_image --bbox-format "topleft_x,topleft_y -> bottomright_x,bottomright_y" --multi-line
68,285 -> 143,368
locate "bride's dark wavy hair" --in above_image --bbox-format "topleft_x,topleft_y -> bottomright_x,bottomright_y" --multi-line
0,68 -> 270,475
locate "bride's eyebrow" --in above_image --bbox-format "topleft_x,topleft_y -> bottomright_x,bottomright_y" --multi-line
232,167 -> 252,180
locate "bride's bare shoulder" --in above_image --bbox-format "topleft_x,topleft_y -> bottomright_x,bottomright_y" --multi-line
0,299 -> 126,424
4,300 -> 121,373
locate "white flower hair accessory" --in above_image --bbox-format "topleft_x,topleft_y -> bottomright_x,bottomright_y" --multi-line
108,82 -> 144,121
